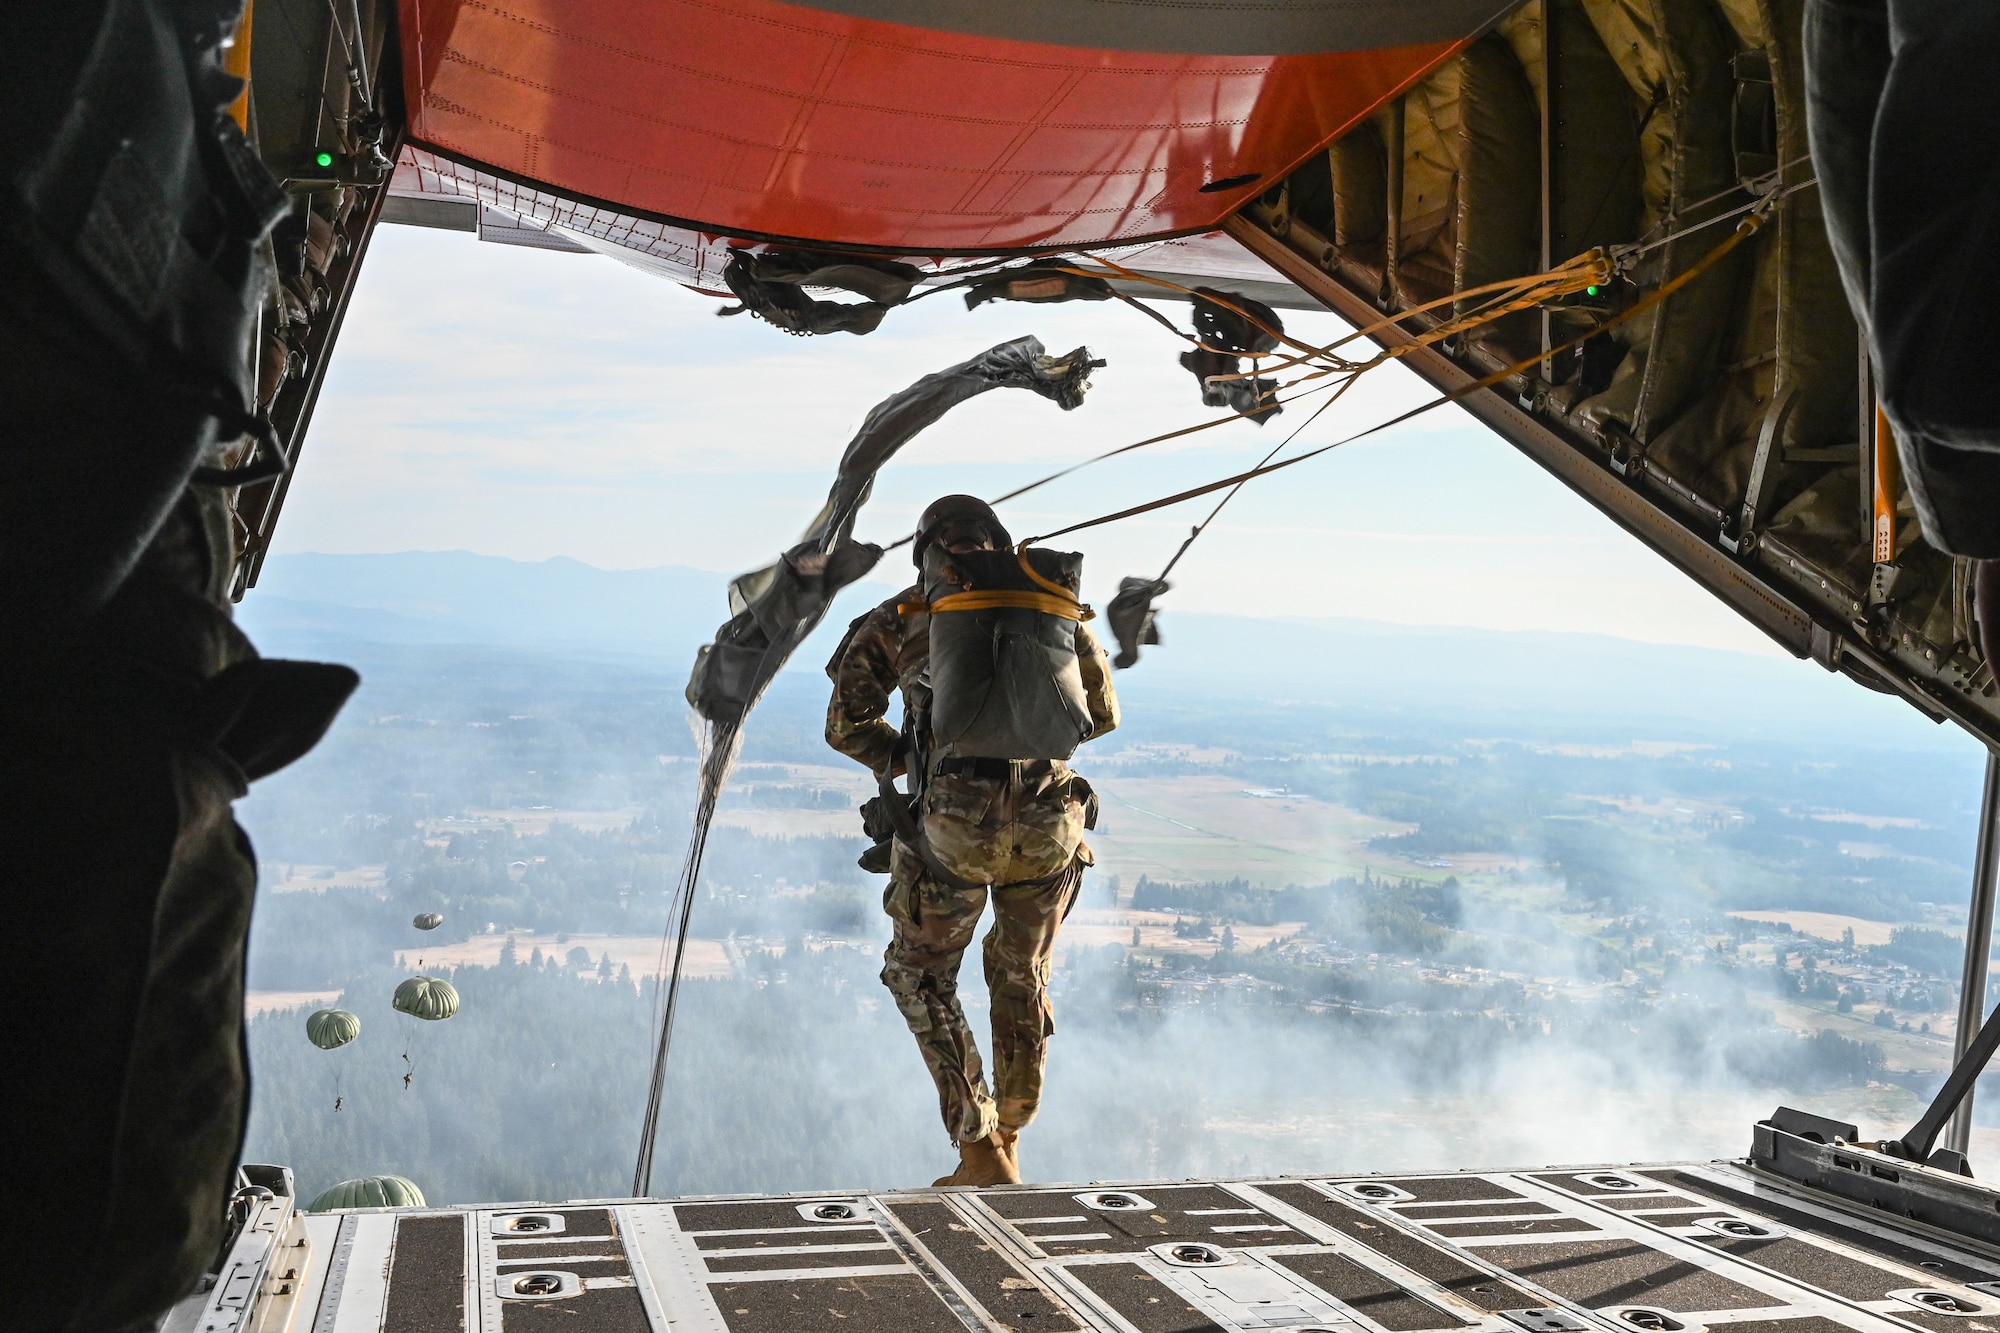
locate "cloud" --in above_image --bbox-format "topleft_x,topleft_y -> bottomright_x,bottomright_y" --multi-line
277,226 -> 1781,656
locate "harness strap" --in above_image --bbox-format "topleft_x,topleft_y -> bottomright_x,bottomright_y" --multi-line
898,589 -> 1093,621
875,771 -> 987,894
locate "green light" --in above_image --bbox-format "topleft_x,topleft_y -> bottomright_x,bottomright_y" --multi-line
1586,284 -> 1600,296
315,151 -> 335,168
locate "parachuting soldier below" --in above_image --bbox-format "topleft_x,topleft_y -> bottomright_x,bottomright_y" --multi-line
826,495 -> 1119,1186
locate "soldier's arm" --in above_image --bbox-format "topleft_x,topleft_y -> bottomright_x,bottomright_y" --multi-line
1076,622 -> 1121,740
825,607 -> 905,774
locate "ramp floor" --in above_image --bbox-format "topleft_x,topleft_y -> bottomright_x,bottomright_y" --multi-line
216,1161 -> 2000,1333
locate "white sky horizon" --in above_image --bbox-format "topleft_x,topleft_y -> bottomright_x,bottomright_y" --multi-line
281,226 -> 1786,658
262,542 -> 1804,659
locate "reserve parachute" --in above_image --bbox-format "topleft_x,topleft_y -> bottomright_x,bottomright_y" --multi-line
307,1007 -> 362,1112
412,912 -> 444,931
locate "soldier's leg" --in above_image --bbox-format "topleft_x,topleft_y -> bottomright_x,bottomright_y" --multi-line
983,860 -> 1085,1136
879,850 -> 997,1143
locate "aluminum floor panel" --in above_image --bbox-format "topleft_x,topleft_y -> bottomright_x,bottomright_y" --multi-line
299,1161 -> 2000,1333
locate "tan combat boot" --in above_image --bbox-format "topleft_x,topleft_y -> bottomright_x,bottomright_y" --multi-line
996,1126 -> 1021,1181
932,1131 -> 1021,1187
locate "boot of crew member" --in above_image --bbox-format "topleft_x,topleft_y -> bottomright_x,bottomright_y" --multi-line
934,1130 -> 1021,1187
997,1126 -> 1021,1178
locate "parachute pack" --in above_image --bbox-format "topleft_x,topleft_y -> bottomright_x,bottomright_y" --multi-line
916,544 -> 1094,762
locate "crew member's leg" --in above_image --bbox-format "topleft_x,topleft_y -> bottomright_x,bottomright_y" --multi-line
984,860 -> 1086,1161
878,850 -> 996,1145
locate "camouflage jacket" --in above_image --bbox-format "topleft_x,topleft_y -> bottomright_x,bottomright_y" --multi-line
824,586 -> 1120,776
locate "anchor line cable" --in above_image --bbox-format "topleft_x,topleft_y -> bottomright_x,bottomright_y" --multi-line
987,373 -> 1351,508
634,721 -> 742,1196
1153,374 -> 1354,584
866,374 -> 1352,563
1020,213 -> 1768,550
868,250 -> 1617,557
1065,248 -> 1612,369
1611,156 -> 1814,261
1613,174 -> 1817,263
866,212 -> 1746,611
905,249 -> 1617,552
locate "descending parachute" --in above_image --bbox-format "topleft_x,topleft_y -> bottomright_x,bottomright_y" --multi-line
306,1175 -> 427,1212
392,976 -> 459,1021
307,1008 -> 361,1111
305,1008 -> 360,1050
412,912 -> 444,931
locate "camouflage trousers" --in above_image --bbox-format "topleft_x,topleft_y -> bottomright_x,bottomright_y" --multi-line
880,766 -> 1092,1144
881,855 -> 1086,1144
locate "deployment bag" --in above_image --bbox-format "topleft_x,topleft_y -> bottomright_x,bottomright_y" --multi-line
919,544 -> 1094,760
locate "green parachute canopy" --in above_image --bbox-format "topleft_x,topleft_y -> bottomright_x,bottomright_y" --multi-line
412,912 -> 444,930
306,1175 -> 426,1211
305,1008 -> 361,1050
393,975 -> 459,1021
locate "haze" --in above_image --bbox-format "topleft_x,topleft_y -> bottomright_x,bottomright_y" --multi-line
235,226 -> 2000,1207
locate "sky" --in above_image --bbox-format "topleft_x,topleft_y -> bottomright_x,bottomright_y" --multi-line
282,224 -> 1783,655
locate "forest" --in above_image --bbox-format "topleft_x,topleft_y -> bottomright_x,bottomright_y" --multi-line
235,561 -> 1996,1205
250,921 -> 1894,1206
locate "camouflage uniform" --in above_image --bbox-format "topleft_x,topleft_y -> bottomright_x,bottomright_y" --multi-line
827,587 -> 1118,1144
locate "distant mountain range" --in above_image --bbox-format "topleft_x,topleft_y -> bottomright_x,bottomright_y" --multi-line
238,550 -> 1950,747
241,551 -> 723,657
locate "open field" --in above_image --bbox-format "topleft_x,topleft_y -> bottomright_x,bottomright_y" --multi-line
1085,775 -> 1411,890
1763,996 -> 1957,1072
1062,909 -> 1305,959
1728,910 -> 1900,945
265,864 -> 388,894
733,762 -> 875,794
440,807 -> 644,836
246,989 -> 344,1018
710,808 -> 858,836
396,932 -> 733,980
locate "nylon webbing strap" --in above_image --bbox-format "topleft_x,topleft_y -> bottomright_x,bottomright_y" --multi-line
1024,213 -> 1770,549
899,589 -> 1093,620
